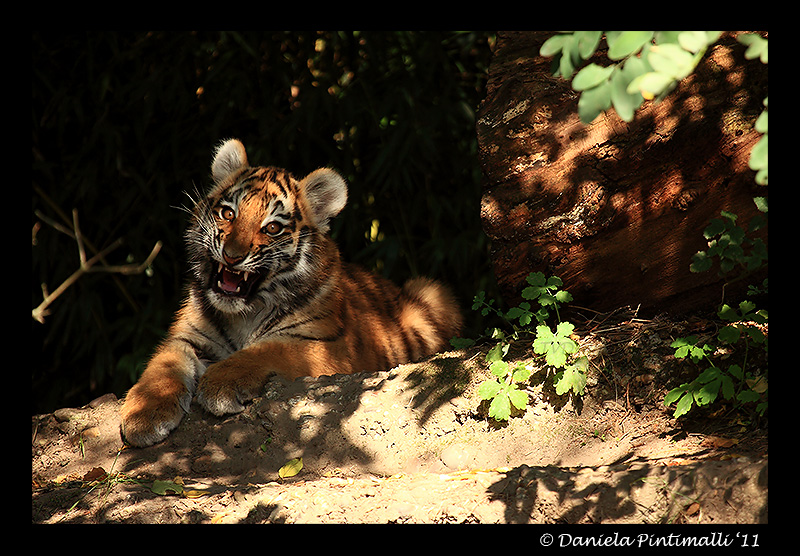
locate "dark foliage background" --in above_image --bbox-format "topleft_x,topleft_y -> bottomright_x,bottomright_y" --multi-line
32,31 -> 497,414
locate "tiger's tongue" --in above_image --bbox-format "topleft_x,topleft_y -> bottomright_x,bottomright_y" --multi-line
220,268 -> 244,293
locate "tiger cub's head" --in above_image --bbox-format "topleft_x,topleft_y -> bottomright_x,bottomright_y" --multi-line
187,139 -> 347,314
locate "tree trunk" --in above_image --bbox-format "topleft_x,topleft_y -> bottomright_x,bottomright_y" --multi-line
476,31 -> 768,315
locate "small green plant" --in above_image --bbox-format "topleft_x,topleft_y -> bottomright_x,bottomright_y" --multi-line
453,272 -> 589,421
664,300 -> 768,418
689,199 -> 768,278
478,352 -> 532,421
664,200 -> 768,419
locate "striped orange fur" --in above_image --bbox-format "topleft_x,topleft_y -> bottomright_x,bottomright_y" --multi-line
120,139 -> 462,447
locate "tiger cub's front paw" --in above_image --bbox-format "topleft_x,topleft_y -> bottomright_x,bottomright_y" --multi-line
195,360 -> 263,416
120,381 -> 191,447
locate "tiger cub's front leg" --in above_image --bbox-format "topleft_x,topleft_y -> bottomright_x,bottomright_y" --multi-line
120,344 -> 199,447
196,340 -> 342,416
194,354 -> 269,417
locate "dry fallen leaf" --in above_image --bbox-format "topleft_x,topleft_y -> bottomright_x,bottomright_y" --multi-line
82,467 -> 107,483
151,477 -> 211,498
182,489 -> 209,499
746,376 -> 768,394
702,436 -> 739,449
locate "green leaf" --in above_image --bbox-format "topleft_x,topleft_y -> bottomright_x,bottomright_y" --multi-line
718,304 -> 739,322
739,300 -> 756,316
533,323 -> 578,368
755,109 -> 768,134
654,31 -> 682,45
670,336 -> 709,363
490,360 -> 510,379
521,273 -> 548,300
558,36 -> 579,78
572,63 -> 615,91
450,337 -> 475,349
555,362 -> 588,396
508,387 -> 529,411
610,64 -> 643,121
677,31 -> 716,53
546,275 -> 564,288
694,378 -> 720,406
674,391 -> 695,417
746,326 -> 766,344
690,251 -> 712,273
506,302 -> 533,326
664,386 -> 686,405
703,217 -> 727,238
526,271 -> 546,286
538,293 -> 557,307
575,31 -> 602,59
485,342 -> 509,363
738,33 -> 768,63
737,390 -> 762,404
512,364 -> 532,383
556,321 -> 576,337
554,290 -> 573,304
521,286 -> 541,300
627,71 -> 675,100
720,373 -> 736,401
577,80 -> 612,123
478,379 -> 502,400
647,43 -> 695,79
607,31 -> 654,60
717,325 -> 741,344
720,210 -> 739,223
749,135 -> 768,174
697,365 -> 721,383
488,391 -> 511,421
540,34 -> 570,57
279,457 -> 303,479
152,480 -> 184,496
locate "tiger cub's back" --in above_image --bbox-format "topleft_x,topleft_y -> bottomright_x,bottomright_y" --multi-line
335,262 -> 463,373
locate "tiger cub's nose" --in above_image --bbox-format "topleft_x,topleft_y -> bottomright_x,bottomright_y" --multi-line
222,250 -> 245,267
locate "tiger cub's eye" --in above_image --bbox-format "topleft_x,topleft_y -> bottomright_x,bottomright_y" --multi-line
263,221 -> 284,236
220,207 -> 235,221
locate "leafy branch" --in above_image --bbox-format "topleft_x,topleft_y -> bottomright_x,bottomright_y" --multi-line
540,31 -> 767,140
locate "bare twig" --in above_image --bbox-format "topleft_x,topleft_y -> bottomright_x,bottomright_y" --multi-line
32,208 -> 162,324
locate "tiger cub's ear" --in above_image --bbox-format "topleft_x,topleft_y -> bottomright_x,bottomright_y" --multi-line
300,168 -> 348,234
212,139 -> 249,184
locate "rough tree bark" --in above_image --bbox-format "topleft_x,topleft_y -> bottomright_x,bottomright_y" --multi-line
476,31 -> 767,316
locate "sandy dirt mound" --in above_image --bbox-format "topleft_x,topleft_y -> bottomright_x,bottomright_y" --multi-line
32,313 -> 767,524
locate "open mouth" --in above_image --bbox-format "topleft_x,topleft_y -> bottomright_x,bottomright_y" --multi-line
211,262 -> 260,299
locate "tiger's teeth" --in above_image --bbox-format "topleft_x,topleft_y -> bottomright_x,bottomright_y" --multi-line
243,271 -> 250,282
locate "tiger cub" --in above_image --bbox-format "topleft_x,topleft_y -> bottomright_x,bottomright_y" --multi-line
120,139 -> 463,447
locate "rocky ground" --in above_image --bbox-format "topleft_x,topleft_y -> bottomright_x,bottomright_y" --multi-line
32,309 -> 767,524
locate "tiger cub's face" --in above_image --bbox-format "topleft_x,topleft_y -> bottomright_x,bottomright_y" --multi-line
187,139 -> 347,314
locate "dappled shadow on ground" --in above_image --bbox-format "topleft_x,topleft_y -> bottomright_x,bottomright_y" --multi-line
33,310 -> 767,524
32,354 -> 485,523
485,459 -> 767,524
